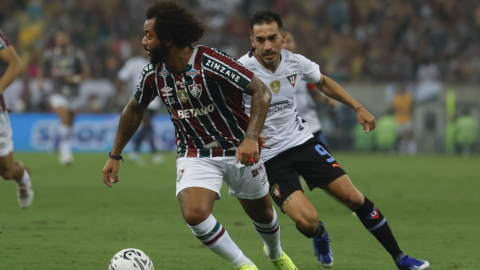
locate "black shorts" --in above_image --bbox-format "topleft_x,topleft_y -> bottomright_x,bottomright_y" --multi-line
264,137 -> 346,209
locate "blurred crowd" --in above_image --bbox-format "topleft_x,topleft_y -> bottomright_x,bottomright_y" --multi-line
1,0 -> 480,113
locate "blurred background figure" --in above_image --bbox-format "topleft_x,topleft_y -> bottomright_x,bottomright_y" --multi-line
37,30 -> 90,165
116,39 -> 164,165
393,82 -> 416,155
282,32 -> 336,146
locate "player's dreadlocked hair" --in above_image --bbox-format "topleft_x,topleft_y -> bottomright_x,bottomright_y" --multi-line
249,10 -> 284,35
146,1 -> 206,48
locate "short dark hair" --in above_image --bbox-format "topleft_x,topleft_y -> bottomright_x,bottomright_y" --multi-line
146,0 -> 206,48
249,10 -> 284,35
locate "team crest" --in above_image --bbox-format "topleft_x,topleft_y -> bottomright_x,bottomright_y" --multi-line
270,80 -> 281,94
366,207 -> 379,219
177,89 -> 189,103
159,69 -> 169,77
188,83 -> 202,98
286,74 -> 297,88
177,169 -> 185,182
270,183 -> 281,198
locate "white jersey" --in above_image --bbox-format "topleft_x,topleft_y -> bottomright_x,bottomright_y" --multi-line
117,56 -> 160,110
238,49 -> 322,162
295,81 -> 322,133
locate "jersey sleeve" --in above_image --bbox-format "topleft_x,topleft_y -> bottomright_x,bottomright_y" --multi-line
297,54 -> 322,84
0,29 -> 11,51
201,48 -> 254,91
133,63 -> 158,105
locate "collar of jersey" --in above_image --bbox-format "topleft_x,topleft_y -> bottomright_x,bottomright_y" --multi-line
163,45 -> 198,74
253,49 -> 285,75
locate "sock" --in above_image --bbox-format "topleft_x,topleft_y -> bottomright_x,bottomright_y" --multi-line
189,214 -> 251,268
296,220 -> 326,238
353,197 -> 403,260
253,207 -> 282,261
15,169 -> 30,185
59,124 -> 72,158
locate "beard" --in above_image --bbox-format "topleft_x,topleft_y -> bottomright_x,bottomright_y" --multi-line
145,43 -> 170,65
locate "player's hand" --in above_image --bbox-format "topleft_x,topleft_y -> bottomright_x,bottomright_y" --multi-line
102,158 -> 120,188
259,134 -> 267,148
357,107 -> 376,133
236,138 -> 260,166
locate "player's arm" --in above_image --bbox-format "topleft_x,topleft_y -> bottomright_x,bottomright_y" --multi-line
102,97 -> 148,187
314,74 -> 376,132
308,83 -> 336,107
236,75 -> 272,165
0,46 -> 22,95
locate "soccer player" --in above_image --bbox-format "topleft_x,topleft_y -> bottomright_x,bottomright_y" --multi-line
116,42 -> 164,165
37,30 -> 91,165
0,29 -> 34,208
238,10 -> 430,270
283,32 -> 335,146
102,2 -> 297,270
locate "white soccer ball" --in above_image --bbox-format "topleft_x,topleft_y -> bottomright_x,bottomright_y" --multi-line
108,248 -> 154,270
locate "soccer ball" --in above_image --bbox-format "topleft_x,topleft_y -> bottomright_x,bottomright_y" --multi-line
108,248 -> 154,270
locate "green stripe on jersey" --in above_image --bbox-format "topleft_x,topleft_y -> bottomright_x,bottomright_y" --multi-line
134,63 -> 156,103
202,55 -> 250,90
197,221 -> 221,241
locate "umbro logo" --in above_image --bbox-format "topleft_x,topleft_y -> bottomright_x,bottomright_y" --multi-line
161,87 -> 173,93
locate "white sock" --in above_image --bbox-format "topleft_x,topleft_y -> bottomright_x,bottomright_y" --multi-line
253,207 -> 282,260
16,169 -> 30,185
189,214 -> 251,268
59,124 -> 72,158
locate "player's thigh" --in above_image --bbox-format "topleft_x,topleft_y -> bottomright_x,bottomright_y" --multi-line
293,138 -> 346,191
0,112 -> 14,176
0,151 -> 14,179
223,157 -> 269,200
49,95 -> 73,125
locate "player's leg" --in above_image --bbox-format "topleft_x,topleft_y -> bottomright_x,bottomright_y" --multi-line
0,153 -> 33,208
319,158 -> 429,269
144,109 -> 163,164
50,95 -> 74,165
176,157 -> 256,269
226,158 -> 297,270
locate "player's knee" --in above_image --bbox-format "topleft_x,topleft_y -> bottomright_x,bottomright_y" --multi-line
296,212 -> 319,234
345,192 -> 365,210
182,207 -> 210,226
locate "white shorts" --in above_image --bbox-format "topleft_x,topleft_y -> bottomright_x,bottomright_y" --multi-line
397,121 -> 413,135
49,94 -> 81,111
175,157 -> 269,200
0,111 -> 13,157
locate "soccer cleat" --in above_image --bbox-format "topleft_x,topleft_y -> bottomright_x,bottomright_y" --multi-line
263,245 -> 298,270
128,152 -> 144,165
313,229 -> 333,267
396,255 -> 430,270
17,171 -> 34,209
235,263 -> 259,270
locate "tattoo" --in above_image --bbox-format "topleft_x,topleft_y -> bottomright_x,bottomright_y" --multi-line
283,195 -> 293,205
244,76 -> 272,141
177,188 -> 190,209
111,97 -> 147,155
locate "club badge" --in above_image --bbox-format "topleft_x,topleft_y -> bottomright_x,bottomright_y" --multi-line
270,80 -> 281,94
177,89 -> 189,103
270,183 -> 281,198
286,74 -> 297,88
177,169 -> 185,182
188,83 -> 202,98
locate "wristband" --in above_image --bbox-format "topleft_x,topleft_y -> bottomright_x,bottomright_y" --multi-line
249,157 -> 255,165
109,152 -> 124,163
355,105 -> 364,112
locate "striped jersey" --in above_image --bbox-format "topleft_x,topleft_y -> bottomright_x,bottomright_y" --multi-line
0,29 -> 11,112
134,45 -> 255,158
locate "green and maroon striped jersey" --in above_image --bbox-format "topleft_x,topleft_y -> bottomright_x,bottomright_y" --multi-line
134,45 -> 255,158
0,29 -> 11,112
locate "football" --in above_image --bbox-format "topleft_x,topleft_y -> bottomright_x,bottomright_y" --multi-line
108,248 -> 154,270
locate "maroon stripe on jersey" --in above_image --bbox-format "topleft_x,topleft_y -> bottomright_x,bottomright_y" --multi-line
171,72 -> 214,146
202,47 -> 254,80
139,72 -> 156,104
0,95 -> 6,112
0,29 -> 10,48
193,51 -> 242,145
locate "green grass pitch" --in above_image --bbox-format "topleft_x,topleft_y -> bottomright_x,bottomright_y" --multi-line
0,153 -> 478,269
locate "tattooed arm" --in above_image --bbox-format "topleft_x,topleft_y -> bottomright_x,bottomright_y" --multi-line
236,75 -> 272,165
102,97 -> 148,187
